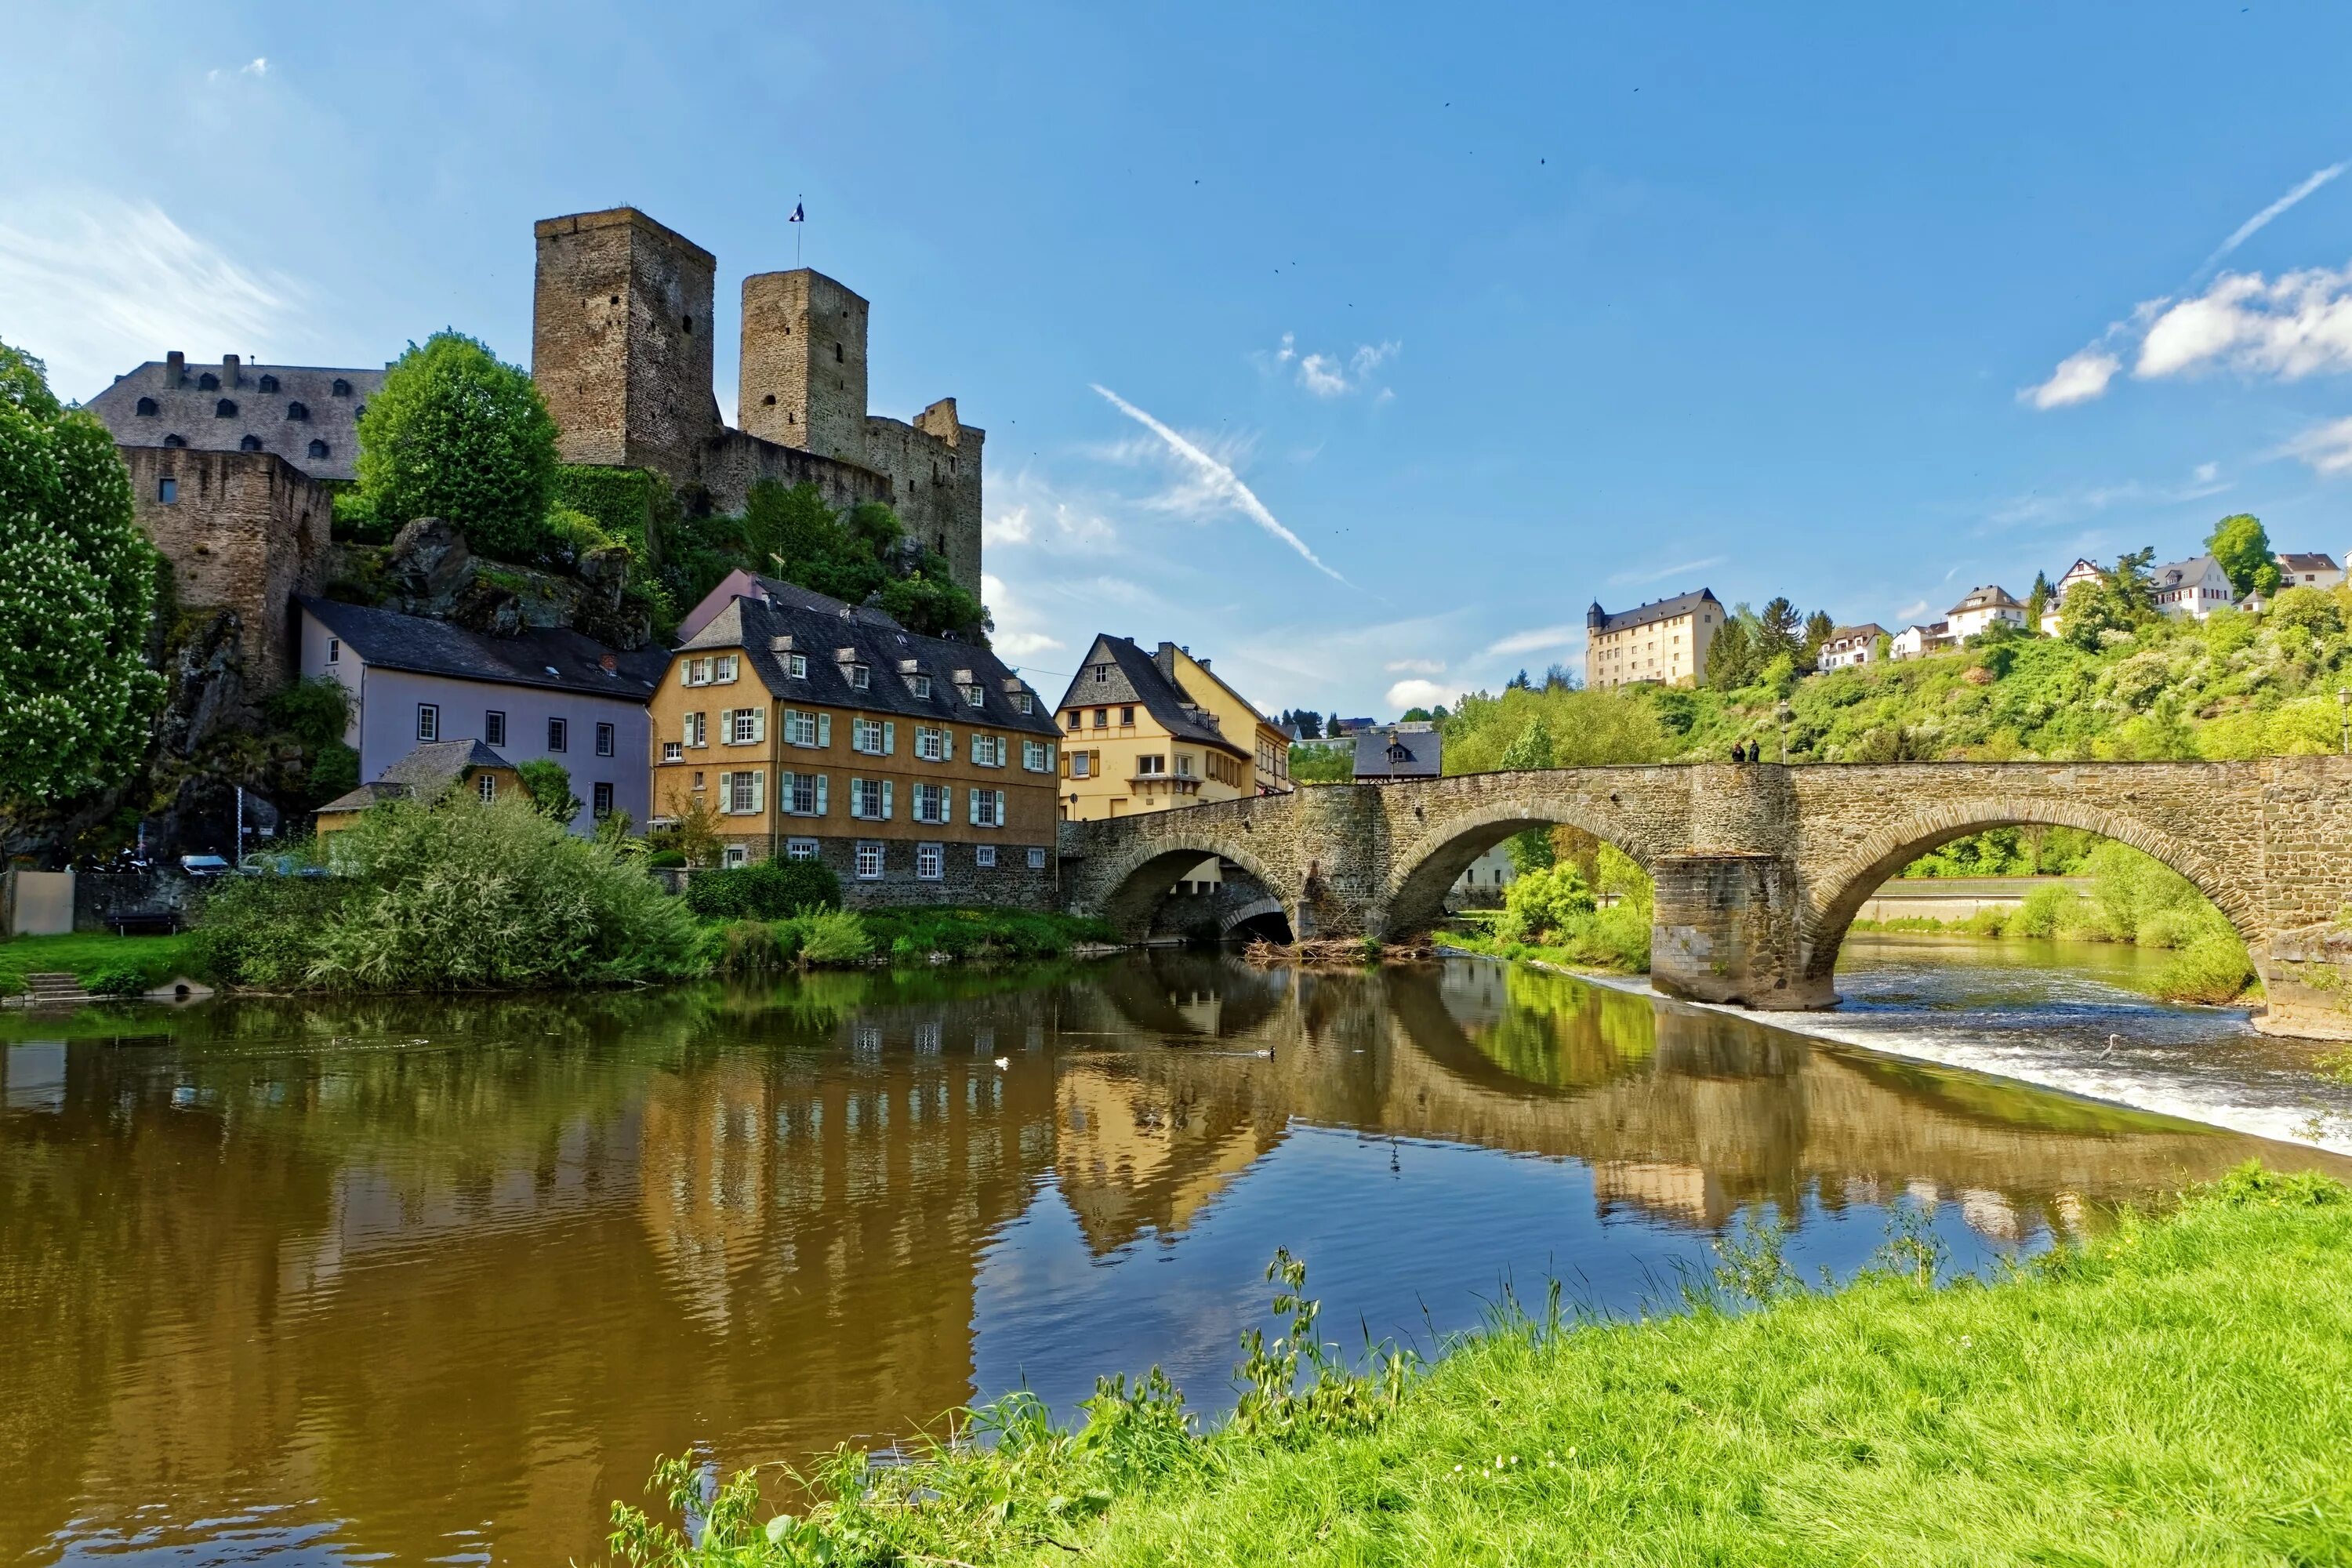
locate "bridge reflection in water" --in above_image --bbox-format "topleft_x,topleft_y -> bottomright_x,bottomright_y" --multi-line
1,956 -> 2339,1567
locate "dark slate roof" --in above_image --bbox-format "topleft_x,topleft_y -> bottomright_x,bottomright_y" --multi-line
1591,589 -> 1721,634
1352,727 -> 1443,779
87,358 -> 386,482
2278,552 -> 2339,573
1053,635 -> 1248,756
684,595 -> 1061,735
1824,623 -> 1886,644
298,597 -> 668,698
318,739 -> 516,813
1947,584 -> 2024,613
2151,556 -> 2223,590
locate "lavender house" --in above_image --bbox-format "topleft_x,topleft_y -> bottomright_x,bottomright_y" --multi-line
296,597 -> 666,834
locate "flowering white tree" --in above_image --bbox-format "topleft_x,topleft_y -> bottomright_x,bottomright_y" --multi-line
0,342 -> 163,818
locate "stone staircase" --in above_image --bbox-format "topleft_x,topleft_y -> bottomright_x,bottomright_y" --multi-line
16,972 -> 93,1007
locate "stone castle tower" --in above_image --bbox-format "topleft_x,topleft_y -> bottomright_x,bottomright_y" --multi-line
531,208 -> 982,593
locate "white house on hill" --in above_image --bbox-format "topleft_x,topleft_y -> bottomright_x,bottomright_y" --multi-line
1817,624 -> 1886,670
2278,552 -> 2345,591
1947,585 -> 2026,640
2044,558 -> 2103,633
2151,555 -> 2233,619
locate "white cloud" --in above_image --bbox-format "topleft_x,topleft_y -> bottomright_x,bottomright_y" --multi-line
0,191 -> 309,401
1268,333 -> 1400,397
1896,600 -> 1929,621
1606,554 -> 1726,588
2194,460 -> 2220,483
1384,656 -> 1444,675
979,572 -> 1066,660
2280,416 -> 2352,474
1483,624 -> 1584,659
2204,161 -> 2346,270
2020,347 -> 2122,409
1385,677 -> 1454,711
207,56 -> 268,83
1090,384 -> 1347,582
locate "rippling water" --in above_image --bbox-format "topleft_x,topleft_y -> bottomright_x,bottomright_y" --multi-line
2,950 -> 2342,1565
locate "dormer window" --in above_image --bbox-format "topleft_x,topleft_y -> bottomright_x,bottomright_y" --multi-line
907,673 -> 931,698
964,684 -> 984,707
307,439 -> 330,459
1014,693 -> 1033,714
215,398 -> 238,417
162,434 -> 186,448
257,374 -> 280,393
332,378 -> 352,397
286,401 -> 309,421
135,396 -> 158,416
849,664 -> 870,690
239,434 -> 262,451
198,372 -> 220,390
1092,664 -> 1109,682
786,653 -> 807,679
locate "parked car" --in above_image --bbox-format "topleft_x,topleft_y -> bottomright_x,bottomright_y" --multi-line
177,854 -> 231,878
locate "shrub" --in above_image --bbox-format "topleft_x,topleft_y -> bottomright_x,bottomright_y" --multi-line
645,849 -> 687,869
194,797 -> 703,991
791,907 -> 873,966
1499,862 -> 1595,944
684,858 -> 843,920
2151,935 -> 2257,1004
82,963 -> 151,996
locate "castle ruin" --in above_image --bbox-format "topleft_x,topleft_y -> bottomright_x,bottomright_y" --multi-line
531,208 -> 984,591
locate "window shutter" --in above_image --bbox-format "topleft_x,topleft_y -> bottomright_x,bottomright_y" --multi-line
752,771 -> 765,814
967,786 -> 979,825
969,731 -> 982,764
1047,743 -> 1056,769
881,780 -> 894,819
815,774 -> 829,815
818,713 -> 832,747
884,720 -> 895,755
995,789 -> 1006,824
751,708 -> 766,743
942,728 -> 953,753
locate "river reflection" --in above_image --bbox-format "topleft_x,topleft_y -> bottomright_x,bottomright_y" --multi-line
2,954 -> 2343,1566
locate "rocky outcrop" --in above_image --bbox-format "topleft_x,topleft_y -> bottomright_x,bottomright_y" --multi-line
325,518 -> 651,649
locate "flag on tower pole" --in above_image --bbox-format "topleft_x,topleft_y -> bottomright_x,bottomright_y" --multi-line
789,198 -> 804,264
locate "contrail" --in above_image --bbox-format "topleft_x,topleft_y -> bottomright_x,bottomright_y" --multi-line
1090,383 -> 1348,583
2203,161 -> 2347,272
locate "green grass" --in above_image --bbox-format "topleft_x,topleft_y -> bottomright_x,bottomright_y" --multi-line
1437,917 -> 1647,976
608,1166 -> 2352,1567
0,932 -> 194,996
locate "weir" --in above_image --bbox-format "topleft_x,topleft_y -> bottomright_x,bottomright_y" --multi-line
1057,757 -> 2352,1038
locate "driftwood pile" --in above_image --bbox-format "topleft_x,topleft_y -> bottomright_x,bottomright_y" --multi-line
1243,936 -> 1439,967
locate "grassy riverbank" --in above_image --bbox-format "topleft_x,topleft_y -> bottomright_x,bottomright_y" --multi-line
0,932 -> 193,996
608,1164 -> 2352,1566
706,906 -> 1119,973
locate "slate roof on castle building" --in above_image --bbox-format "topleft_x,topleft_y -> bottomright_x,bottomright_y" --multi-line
1586,589 -> 1722,633
88,356 -> 386,482
1053,635 -> 1250,756
681,595 -> 1059,735
298,597 -> 669,698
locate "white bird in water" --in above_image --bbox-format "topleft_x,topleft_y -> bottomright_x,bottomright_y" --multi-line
2103,1034 -> 2123,1058
1254,1048 -> 1275,1060
992,1057 -> 1010,1070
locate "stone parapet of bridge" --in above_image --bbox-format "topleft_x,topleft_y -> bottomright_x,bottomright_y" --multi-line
1056,758 -> 2352,1038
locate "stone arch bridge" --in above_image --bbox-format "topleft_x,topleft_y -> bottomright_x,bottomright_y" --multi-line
1058,759 -> 2352,1037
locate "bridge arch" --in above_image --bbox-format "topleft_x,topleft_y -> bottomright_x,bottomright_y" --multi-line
1377,789 -> 1662,938
1218,895 -> 1292,941
1797,794 -> 2260,985
1082,834 -> 1298,942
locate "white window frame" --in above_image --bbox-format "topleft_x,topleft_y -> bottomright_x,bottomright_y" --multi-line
685,711 -> 706,749
916,725 -> 948,763
975,844 -> 997,869
970,787 -> 1005,829
848,664 -> 870,690
909,673 -> 932,699
416,703 -> 439,742
592,781 -> 614,817
325,637 -> 340,665
783,771 -> 824,816
477,773 -> 495,803
715,653 -> 740,684
916,842 -> 943,880
724,770 -> 763,815
971,733 -> 1005,768
785,836 -> 820,861
787,652 -> 808,680
855,840 -> 884,880
913,781 -> 949,824
1137,753 -> 1165,775
1027,847 -> 1048,870
1022,739 -> 1054,772
684,657 -> 711,687
728,708 -> 763,746
1071,752 -> 1092,779
850,777 -> 893,820
723,844 -> 748,868
662,740 -> 683,763
965,684 -> 985,708
595,722 -> 615,757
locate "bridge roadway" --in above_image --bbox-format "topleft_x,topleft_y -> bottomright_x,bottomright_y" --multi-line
1056,758 -> 2352,1038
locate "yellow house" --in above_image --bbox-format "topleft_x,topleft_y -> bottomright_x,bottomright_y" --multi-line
1583,589 -> 1722,690
314,739 -> 523,839
1052,637 -> 1289,821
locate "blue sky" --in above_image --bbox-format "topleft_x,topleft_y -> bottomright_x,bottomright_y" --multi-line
10,2 -> 2352,717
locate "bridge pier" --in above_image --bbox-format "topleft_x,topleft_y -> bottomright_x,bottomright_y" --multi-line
1650,854 -> 1836,1010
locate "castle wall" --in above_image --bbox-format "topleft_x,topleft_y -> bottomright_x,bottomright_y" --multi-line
698,430 -> 895,521
864,401 -> 985,592
532,209 -> 717,490
123,446 -> 331,688
737,270 -> 869,463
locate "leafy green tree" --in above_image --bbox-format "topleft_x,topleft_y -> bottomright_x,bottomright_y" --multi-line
2206,514 -> 2281,599
2060,546 -> 2158,651
517,759 -> 582,825
1400,706 -> 1434,722
2024,570 -> 2053,635
0,341 -> 165,822
1291,710 -> 1322,739
720,482 -> 986,639
1706,613 -> 1755,688
355,331 -> 561,561
1755,597 -> 1803,666
1802,608 -> 1835,667
1499,717 -> 1555,770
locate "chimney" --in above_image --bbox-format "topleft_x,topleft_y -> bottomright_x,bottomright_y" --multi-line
223,353 -> 240,387
165,350 -> 185,385
599,653 -> 617,673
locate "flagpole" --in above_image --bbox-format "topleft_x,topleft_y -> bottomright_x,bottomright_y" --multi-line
796,193 -> 803,267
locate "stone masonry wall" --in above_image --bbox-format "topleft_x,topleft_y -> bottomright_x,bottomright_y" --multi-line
706,831 -> 1056,913
532,209 -> 718,489
124,445 -> 331,688
736,270 -> 869,463
865,403 -> 984,593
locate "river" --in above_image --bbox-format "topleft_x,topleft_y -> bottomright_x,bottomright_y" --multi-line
3,946 -> 2345,1565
